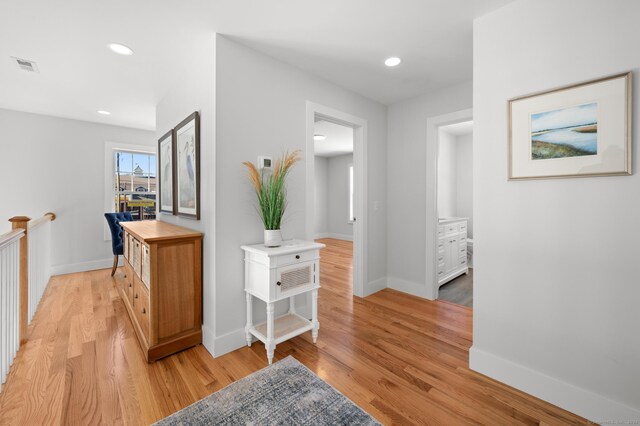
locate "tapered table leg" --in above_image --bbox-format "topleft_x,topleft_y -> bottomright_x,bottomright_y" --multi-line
266,302 -> 275,364
245,292 -> 253,347
312,288 -> 319,344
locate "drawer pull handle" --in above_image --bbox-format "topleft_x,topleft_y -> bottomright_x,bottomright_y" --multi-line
135,293 -> 139,299
295,255 -> 300,259
277,281 -> 282,286
129,283 -> 132,288
142,308 -> 146,314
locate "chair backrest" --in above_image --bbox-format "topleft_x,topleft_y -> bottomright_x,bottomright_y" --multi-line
104,212 -> 133,255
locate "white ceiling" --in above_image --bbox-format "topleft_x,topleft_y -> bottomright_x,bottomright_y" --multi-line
314,120 -> 354,158
441,120 -> 474,136
0,0 -> 513,130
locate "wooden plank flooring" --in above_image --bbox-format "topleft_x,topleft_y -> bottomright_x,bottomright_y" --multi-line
0,238 -> 588,425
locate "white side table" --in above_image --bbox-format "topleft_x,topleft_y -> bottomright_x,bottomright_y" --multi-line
241,239 -> 325,364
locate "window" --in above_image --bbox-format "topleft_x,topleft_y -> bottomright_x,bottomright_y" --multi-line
113,150 -> 157,221
349,164 -> 354,222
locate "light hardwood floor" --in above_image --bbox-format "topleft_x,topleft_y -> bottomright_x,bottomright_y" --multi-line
0,238 -> 588,425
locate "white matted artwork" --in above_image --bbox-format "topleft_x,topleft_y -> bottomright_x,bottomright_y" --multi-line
175,111 -> 200,219
158,129 -> 175,214
509,72 -> 631,179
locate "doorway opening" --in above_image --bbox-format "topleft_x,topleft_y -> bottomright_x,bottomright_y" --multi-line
305,102 -> 367,298
313,120 -> 355,294
424,109 -> 473,305
436,119 -> 473,307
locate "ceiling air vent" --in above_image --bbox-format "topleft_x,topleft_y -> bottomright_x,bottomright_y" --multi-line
12,57 -> 39,73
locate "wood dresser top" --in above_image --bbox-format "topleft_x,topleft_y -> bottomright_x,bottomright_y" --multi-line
121,220 -> 202,243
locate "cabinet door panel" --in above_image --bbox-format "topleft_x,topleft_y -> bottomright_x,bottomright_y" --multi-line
276,261 -> 315,299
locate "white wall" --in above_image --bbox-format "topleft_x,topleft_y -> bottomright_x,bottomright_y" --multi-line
386,81 -> 472,296
472,0 -> 640,421
456,133 -> 473,238
214,35 -> 387,354
315,154 -> 353,240
437,130 -> 457,218
155,35 -> 216,351
327,153 -> 353,240
0,108 -> 155,274
314,156 -> 329,236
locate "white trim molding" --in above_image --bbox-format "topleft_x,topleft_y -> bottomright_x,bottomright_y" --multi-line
314,232 -> 353,242
470,346 -> 640,423
51,257 -> 121,276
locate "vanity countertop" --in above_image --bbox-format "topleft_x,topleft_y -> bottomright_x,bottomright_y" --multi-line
438,217 -> 468,224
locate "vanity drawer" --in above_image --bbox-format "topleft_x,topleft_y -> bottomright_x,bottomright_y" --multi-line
459,222 -> 467,233
437,239 -> 445,252
437,262 -> 445,279
273,250 -> 317,268
445,224 -> 458,234
437,226 -> 444,237
134,276 -> 150,340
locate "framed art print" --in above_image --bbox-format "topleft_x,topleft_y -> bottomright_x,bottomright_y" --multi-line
158,129 -> 176,214
509,72 -> 632,180
175,111 -> 200,219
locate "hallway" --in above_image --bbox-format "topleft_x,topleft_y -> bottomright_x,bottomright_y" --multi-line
0,239 -> 587,425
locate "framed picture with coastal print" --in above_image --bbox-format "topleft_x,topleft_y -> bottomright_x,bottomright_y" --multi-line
508,72 -> 632,180
175,111 -> 200,219
158,129 -> 176,214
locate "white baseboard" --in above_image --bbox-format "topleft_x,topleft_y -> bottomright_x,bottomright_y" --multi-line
387,276 -> 435,300
51,257 -> 119,276
201,323 -> 216,357
211,327 -> 248,358
364,277 -> 387,296
469,346 -> 640,423
314,232 -> 353,242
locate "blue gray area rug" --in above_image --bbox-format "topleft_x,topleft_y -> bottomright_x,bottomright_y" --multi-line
154,356 -> 380,425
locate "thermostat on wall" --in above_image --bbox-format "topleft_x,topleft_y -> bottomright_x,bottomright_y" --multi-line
258,156 -> 272,170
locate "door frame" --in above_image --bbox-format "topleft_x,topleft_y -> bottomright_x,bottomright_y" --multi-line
305,101 -> 368,298
426,108 -> 473,300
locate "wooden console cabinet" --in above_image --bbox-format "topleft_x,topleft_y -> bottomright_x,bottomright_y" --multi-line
119,220 -> 203,362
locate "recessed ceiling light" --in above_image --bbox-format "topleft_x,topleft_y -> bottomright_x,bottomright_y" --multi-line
314,134 -> 326,141
108,43 -> 134,56
97,110 -> 111,115
384,57 -> 402,67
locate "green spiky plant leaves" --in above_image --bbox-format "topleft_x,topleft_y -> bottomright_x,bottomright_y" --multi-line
242,150 -> 301,230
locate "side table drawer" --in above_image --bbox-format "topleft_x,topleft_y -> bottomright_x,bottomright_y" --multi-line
272,250 -> 317,267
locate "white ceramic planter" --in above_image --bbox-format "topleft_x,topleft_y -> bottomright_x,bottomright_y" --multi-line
264,229 -> 282,247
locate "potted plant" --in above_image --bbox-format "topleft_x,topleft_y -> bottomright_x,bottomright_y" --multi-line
242,150 -> 301,247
